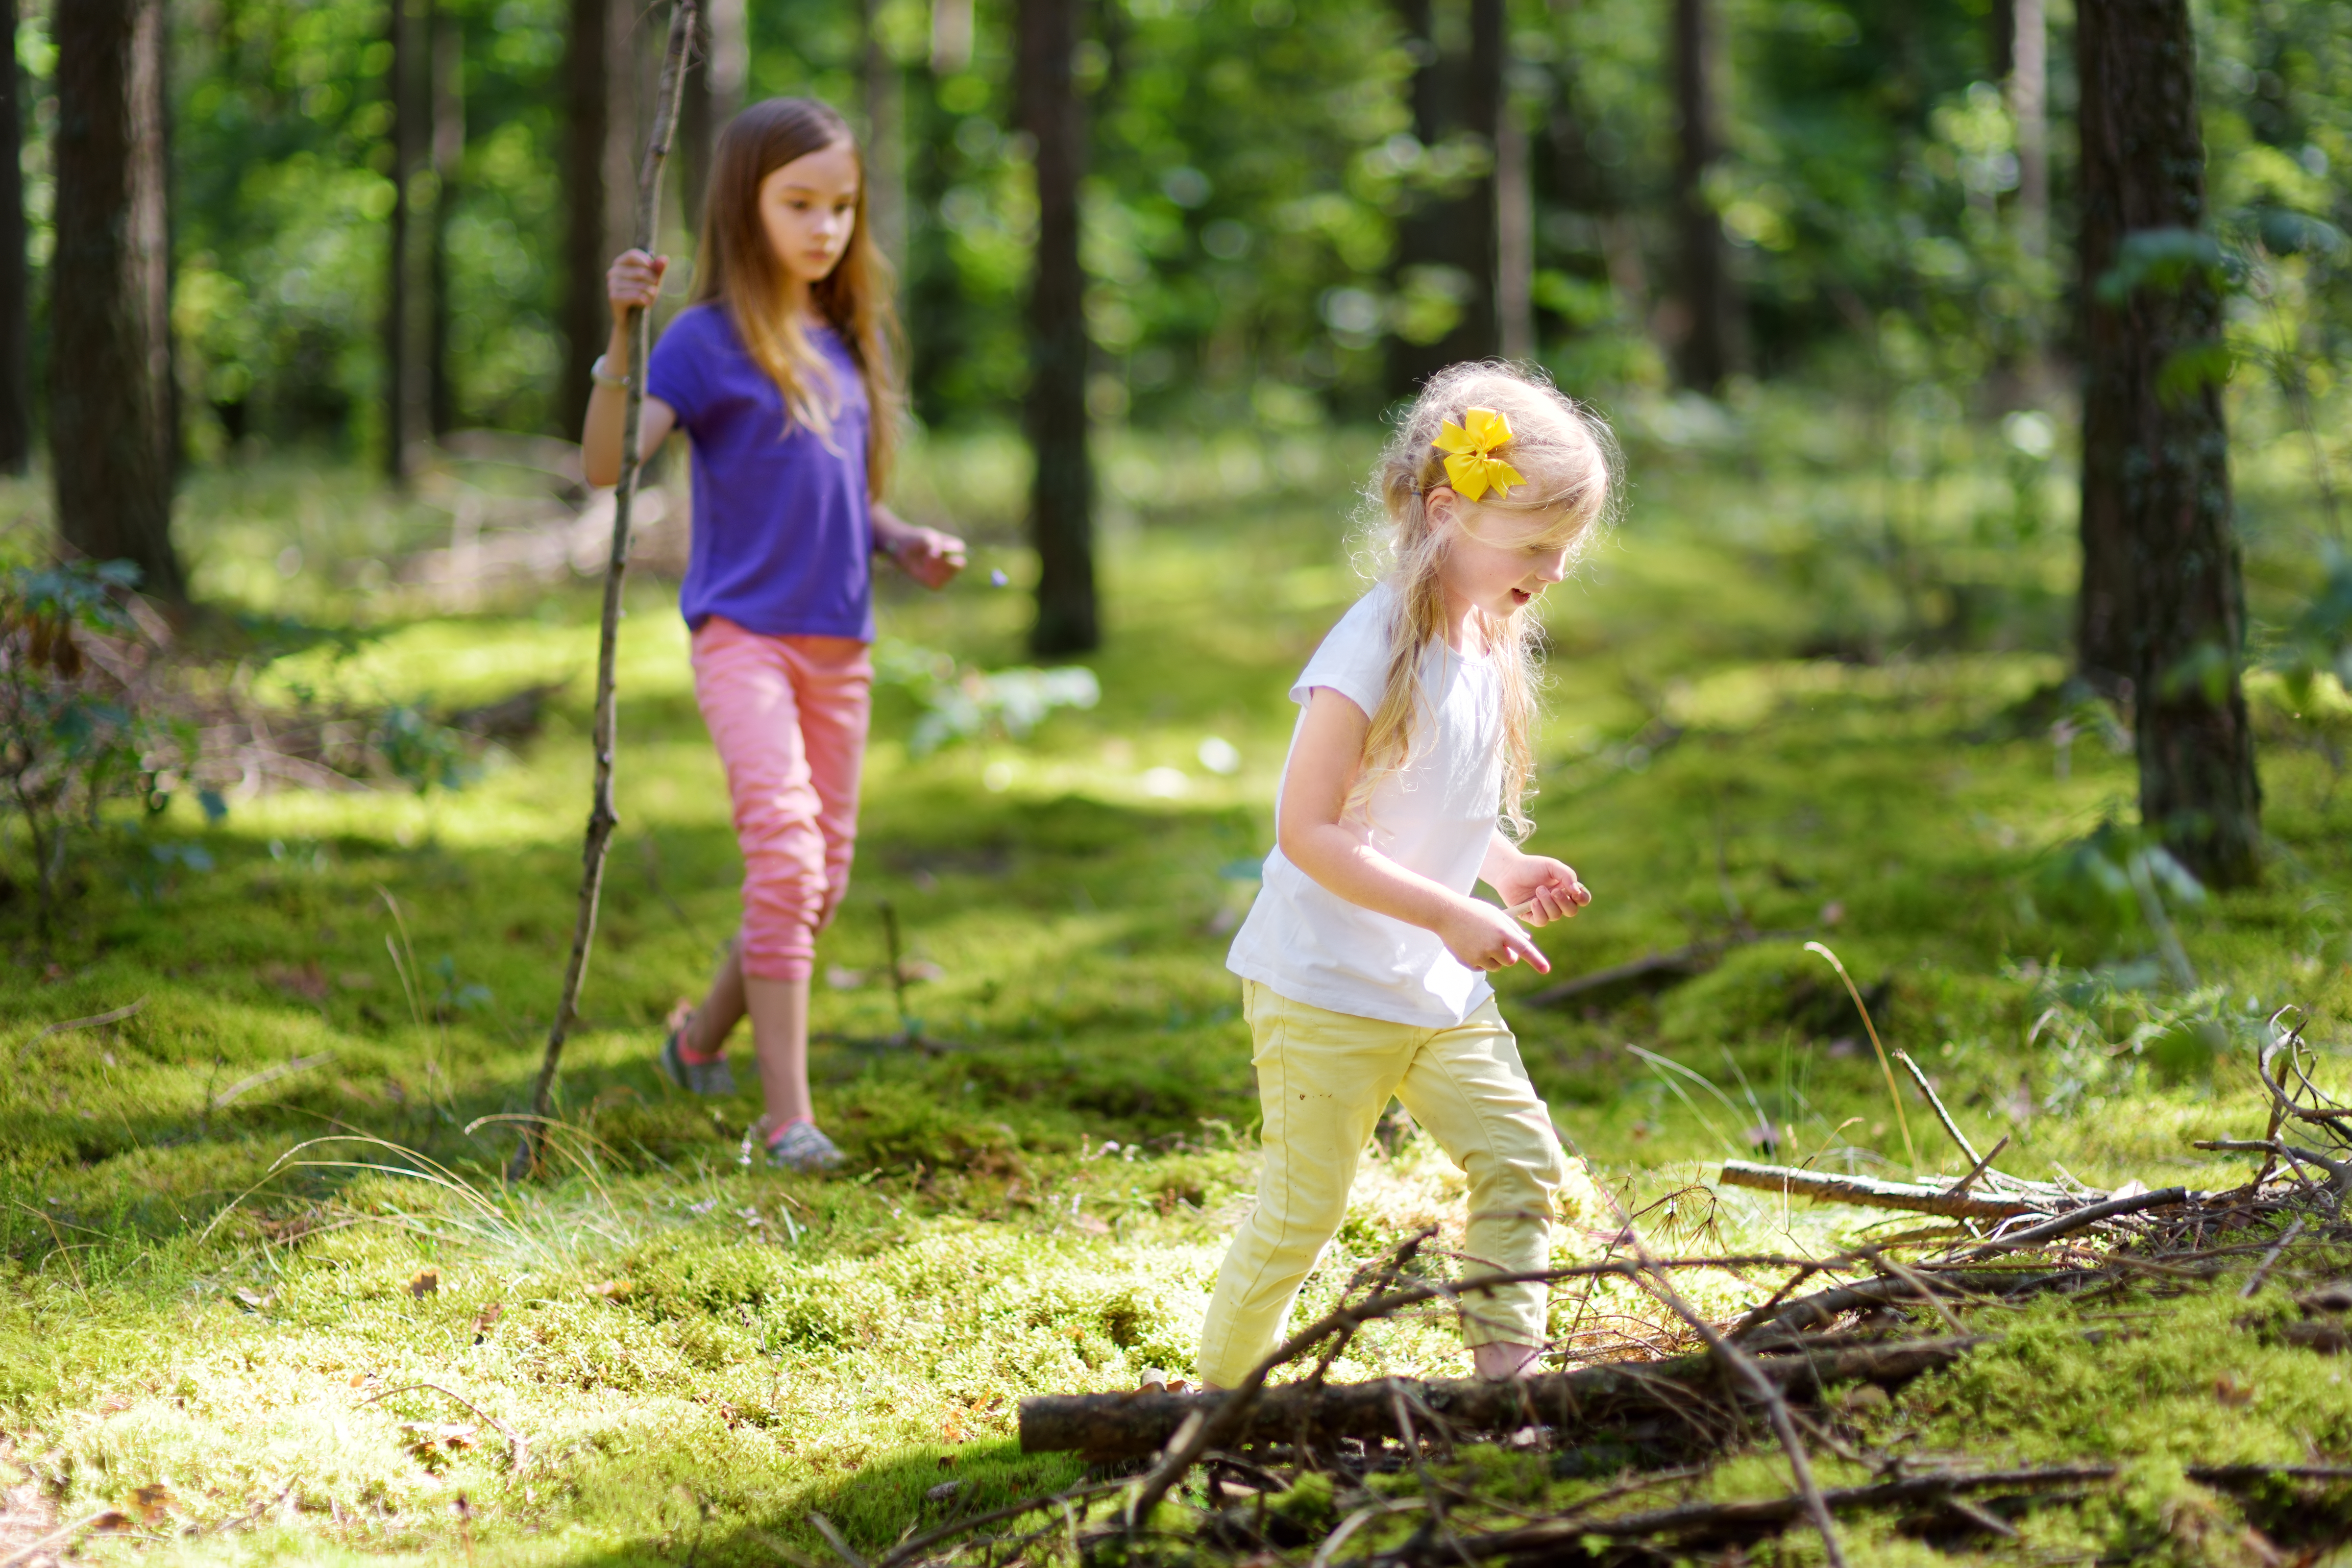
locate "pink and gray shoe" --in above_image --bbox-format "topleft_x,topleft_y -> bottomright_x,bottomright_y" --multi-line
657,1002 -> 736,1097
766,1119 -> 843,1172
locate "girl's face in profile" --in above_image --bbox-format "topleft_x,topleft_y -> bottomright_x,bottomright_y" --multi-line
1433,494 -> 1574,621
758,139 -> 862,292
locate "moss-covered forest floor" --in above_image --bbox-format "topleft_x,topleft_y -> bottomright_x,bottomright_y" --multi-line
3,414 -> 2352,1565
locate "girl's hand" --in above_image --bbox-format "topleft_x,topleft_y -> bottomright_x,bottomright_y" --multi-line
1437,899 -> 1551,975
877,516 -> 967,590
608,249 -> 667,324
1493,855 -> 1592,928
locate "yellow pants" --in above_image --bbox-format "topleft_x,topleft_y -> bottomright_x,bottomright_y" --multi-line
1195,981 -> 1573,1388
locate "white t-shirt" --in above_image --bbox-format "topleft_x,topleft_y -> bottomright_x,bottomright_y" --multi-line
1227,582 -> 1505,1028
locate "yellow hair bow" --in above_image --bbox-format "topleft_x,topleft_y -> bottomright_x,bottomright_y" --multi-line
1432,407 -> 1524,502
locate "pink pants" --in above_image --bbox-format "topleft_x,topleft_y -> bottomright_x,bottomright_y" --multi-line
688,617 -> 872,982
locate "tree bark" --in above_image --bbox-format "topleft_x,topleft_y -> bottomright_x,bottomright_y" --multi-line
2010,0 -> 2047,259
679,0 -> 746,244
1020,1336 -> 1988,1459
51,0 -> 180,599
0,0 -> 29,475
1670,0 -> 1737,391
1017,0 -> 1096,655
557,0 -> 616,441
384,0 -> 425,479
428,0 -> 464,438
861,0 -> 907,271
2077,0 -> 2261,887
1385,0 -> 1502,398
1494,96 -> 1532,361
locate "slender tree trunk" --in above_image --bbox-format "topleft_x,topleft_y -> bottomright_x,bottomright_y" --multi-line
428,0 -> 464,437
51,0 -> 179,599
0,0 -> 29,475
1495,98 -> 1533,362
1990,0 -> 2015,79
1017,0 -> 1095,655
931,0 -> 975,74
678,0 -> 745,243
559,0 -> 613,441
385,0 -> 429,478
861,0 -> 907,271
2009,0 -> 2047,260
1670,0 -> 1736,391
1385,0 -> 1502,397
2077,0 -> 2260,886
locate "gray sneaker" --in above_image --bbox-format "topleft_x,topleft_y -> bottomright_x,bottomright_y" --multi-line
658,1005 -> 735,1097
766,1120 -> 844,1172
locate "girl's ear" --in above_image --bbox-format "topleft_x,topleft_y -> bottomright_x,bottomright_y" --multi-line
1423,484 -> 1458,535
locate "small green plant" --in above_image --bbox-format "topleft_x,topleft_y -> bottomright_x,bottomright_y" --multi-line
873,638 -> 1101,755
0,560 -> 174,920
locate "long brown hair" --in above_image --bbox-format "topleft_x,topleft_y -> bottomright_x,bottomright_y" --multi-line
691,98 -> 906,499
1352,363 -> 1619,838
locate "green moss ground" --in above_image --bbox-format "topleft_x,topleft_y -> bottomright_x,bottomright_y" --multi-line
2,420 -> 2351,1563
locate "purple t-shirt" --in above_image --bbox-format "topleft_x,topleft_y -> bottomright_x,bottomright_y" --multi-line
646,303 -> 874,640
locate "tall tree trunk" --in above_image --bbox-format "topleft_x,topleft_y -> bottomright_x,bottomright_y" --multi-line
2077,0 -> 2260,887
1386,0 -> 1502,398
0,0 -> 29,475
931,0 -> 975,74
1494,51 -> 1531,360
428,0 -> 463,437
51,0 -> 179,599
678,0 -> 745,244
559,0 -> 627,441
385,0 -> 428,478
1990,0 -> 2015,79
2009,0 -> 2048,259
1670,0 -> 1736,391
862,0 -> 907,271
1016,0 -> 1095,655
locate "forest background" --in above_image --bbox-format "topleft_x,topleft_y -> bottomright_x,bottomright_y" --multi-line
1,0 -> 2352,1563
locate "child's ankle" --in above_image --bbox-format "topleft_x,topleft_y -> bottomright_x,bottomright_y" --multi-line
669,1004 -> 724,1064
763,1115 -> 813,1146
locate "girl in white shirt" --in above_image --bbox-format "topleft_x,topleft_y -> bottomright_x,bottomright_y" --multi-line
1205,362 -> 1616,1388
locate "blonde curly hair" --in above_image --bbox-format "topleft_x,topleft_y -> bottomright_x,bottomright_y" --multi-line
1349,362 -> 1619,838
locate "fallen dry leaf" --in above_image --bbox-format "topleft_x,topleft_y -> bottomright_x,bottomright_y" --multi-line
408,1267 -> 441,1299
126,1484 -> 173,1524
233,1288 -> 276,1313
583,1279 -> 633,1300
471,1302 -> 504,1343
261,961 -> 332,1003
2215,1375 -> 2256,1407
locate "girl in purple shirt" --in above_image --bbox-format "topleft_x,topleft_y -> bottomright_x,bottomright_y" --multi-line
582,98 -> 964,1170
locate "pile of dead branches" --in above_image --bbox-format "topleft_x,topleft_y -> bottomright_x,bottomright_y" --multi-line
817,1009 -> 2352,1568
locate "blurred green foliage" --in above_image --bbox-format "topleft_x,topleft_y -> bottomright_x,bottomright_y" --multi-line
0,0 -> 2336,455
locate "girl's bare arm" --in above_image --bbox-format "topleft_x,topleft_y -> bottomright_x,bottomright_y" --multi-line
582,248 -> 680,488
1276,687 -> 1549,974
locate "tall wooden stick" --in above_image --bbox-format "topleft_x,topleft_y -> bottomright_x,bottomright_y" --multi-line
513,0 -> 697,1180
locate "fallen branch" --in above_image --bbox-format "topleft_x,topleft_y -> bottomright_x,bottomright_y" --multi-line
1718,1160 -> 2036,1220
1951,1186 -> 2200,1263
0,1510 -> 128,1568
355,1381 -> 528,1471
13,997 -> 145,1065
1633,1254 -> 1847,1568
1522,931 -> 1807,1008
1021,1335 -> 1988,1460
1894,1049 -> 1984,1168
1423,1465 -> 2117,1559
211,1052 -> 334,1109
